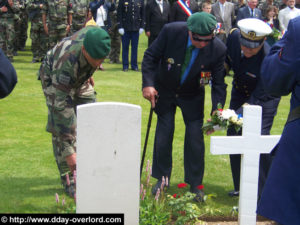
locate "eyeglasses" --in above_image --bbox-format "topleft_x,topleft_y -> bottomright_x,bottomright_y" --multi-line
192,33 -> 214,42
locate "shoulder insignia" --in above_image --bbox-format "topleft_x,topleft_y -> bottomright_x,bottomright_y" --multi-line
230,28 -> 238,35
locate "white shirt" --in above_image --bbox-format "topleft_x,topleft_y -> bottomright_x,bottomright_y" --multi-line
156,0 -> 163,13
96,5 -> 107,27
219,2 -> 225,20
278,6 -> 300,31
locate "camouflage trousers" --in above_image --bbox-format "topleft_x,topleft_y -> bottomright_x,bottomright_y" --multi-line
108,24 -> 121,63
50,82 -> 96,194
48,22 -> 68,50
14,11 -> 28,51
30,20 -> 49,61
0,17 -> 15,60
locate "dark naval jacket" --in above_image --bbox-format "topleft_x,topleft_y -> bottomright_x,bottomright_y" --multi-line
142,22 -> 227,111
117,0 -> 145,31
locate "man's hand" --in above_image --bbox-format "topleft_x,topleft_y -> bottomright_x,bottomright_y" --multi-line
205,118 -> 215,135
146,31 -> 150,37
142,86 -> 158,108
118,28 -> 125,35
88,77 -> 95,87
66,24 -> 71,34
66,153 -> 76,173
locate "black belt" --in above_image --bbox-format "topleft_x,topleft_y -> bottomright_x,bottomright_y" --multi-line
286,105 -> 300,125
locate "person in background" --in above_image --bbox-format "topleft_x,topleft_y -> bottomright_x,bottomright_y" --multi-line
117,0 -> 145,72
27,0 -> 48,63
142,12 -> 227,202
90,0 -> 115,32
145,0 -> 170,46
70,0 -> 90,35
225,18 -> 280,198
278,0 -> 300,32
236,0 -> 262,22
108,1 -> 121,64
211,0 -> 235,43
170,0 -> 199,22
201,1 -> 212,13
38,26 -> 110,197
264,5 -> 280,46
257,16 -> 300,225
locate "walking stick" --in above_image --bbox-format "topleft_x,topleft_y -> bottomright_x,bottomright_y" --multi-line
140,103 -> 155,178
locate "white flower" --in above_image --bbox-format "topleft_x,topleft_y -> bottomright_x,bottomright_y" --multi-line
229,115 -> 238,123
220,109 -> 237,120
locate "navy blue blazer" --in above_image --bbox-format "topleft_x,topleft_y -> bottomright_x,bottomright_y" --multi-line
236,6 -> 262,22
0,48 -> 17,99
257,16 -> 300,225
142,22 -> 227,111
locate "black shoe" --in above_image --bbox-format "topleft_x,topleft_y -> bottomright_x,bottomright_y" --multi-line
132,68 -> 139,72
32,58 -> 38,63
123,68 -> 128,72
13,51 -> 18,56
228,190 -> 239,197
190,186 -> 205,202
152,180 -> 162,195
64,183 -> 76,198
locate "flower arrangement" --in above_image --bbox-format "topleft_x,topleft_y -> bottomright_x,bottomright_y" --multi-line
202,103 -> 243,134
270,26 -> 283,40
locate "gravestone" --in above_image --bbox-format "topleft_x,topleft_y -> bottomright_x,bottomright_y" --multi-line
210,105 -> 281,225
76,102 -> 141,225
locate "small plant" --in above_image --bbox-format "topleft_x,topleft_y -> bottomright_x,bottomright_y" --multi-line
55,193 -> 76,213
168,192 -> 202,225
139,161 -> 171,225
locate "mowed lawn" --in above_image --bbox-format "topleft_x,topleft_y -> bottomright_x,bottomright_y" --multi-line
0,33 -> 290,217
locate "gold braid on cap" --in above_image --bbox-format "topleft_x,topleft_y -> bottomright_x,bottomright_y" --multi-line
240,30 -> 265,41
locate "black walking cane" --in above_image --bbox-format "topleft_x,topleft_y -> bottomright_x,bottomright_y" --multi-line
140,96 -> 157,178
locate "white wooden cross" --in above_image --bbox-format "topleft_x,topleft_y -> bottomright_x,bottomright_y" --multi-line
210,105 -> 280,225
76,102 -> 141,225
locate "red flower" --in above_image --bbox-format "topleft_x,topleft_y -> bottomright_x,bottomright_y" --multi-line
177,183 -> 187,188
173,194 -> 181,198
197,184 -> 204,190
218,108 -> 223,112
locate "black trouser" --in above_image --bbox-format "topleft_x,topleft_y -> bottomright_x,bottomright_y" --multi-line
151,93 -> 205,187
228,87 -> 280,197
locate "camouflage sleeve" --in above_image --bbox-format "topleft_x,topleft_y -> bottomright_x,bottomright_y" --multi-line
41,0 -> 47,14
26,0 -> 40,10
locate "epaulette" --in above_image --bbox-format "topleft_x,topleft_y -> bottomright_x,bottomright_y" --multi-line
230,28 -> 238,35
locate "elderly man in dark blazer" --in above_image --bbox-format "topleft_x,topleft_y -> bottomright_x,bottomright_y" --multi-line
142,12 -> 227,201
236,0 -> 262,22
145,0 -> 171,46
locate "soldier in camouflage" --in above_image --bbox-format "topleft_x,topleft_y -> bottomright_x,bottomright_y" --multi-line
69,0 -> 89,35
108,8 -> 121,64
27,0 -> 48,62
42,0 -> 73,50
0,0 -> 18,61
38,26 -> 111,196
13,0 -> 28,55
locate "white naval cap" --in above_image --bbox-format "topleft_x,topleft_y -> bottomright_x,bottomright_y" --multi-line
237,18 -> 272,48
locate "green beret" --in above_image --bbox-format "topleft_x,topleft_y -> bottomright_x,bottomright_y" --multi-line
187,12 -> 217,36
83,28 -> 111,59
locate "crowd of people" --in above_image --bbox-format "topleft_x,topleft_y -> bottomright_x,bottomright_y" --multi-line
1,0 -> 300,224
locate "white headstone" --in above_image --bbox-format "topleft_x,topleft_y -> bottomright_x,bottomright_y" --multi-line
210,105 -> 280,225
76,102 -> 141,225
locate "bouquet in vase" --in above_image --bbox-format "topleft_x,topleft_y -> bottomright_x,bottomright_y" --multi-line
202,103 -> 243,134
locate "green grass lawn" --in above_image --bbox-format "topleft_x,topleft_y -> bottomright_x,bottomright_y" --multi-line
0,33 -> 290,218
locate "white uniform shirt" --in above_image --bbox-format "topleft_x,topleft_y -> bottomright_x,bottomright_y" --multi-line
278,6 -> 300,31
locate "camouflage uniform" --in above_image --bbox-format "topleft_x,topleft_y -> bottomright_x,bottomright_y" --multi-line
69,0 -> 89,35
108,10 -> 121,63
0,0 -> 18,61
42,0 -> 73,50
27,0 -> 48,61
38,26 -> 97,196
14,0 -> 27,54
